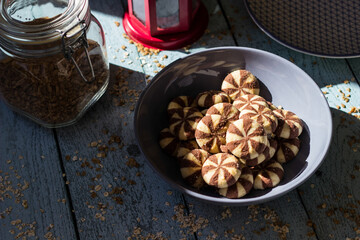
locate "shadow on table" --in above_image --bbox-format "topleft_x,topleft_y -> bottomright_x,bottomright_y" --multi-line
310,107 -> 360,179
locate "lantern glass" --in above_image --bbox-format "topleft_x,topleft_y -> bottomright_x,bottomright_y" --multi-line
156,0 -> 179,29
132,0 -> 146,24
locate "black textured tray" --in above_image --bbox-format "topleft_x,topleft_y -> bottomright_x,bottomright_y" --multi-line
245,0 -> 360,58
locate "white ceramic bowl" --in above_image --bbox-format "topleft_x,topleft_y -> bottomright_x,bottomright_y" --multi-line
134,47 -> 332,205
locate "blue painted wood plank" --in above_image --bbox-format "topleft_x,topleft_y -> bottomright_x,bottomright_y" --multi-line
54,65 -> 196,239
0,102 -> 77,240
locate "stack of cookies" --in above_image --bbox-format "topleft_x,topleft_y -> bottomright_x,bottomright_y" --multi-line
159,69 -> 304,199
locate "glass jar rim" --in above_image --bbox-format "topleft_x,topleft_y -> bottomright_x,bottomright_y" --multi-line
0,0 -> 91,58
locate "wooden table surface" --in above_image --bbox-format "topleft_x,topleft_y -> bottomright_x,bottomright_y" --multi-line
1,0 -> 360,239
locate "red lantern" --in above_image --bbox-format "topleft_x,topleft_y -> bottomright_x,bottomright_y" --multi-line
123,0 -> 208,50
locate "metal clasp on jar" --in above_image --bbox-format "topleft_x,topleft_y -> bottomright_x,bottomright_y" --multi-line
61,19 -> 95,83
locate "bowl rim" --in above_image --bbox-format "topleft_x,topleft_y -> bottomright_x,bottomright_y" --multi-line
134,46 -> 333,206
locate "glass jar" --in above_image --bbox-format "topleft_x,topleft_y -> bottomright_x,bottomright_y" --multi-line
0,0 -> 109,127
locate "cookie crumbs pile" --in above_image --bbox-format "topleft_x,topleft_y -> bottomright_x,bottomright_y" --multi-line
159,69 -> 304,199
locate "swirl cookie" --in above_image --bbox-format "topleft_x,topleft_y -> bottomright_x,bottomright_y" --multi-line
268,138 -> 278,160
195,115 -> 228,153
176,140 -> 199,159
240,144 -> 269,167
179,149 -> 211,189
253,160 -> 284,190
273,109 -> 303,139
202,153 -> 242,188
233,94 -> 268,112
167,96 -> 197,116
239,105 -> 278,135
196,90 -> 231,108
218,167 -> 253,198
226,118 -> 269,160
159,128 -> 179,157
276,137 -> 301,163
243,138 -> 278,166
206,103 -> 240,123
169,107 -> 203,140
221,70 -> 260,100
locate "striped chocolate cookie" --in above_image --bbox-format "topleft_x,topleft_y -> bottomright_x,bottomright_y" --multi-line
221,70 -> 260,101
196,90 -> 231,108
218,167 -> 253,198
241,138 -> 278,166
169,107 -> 203,140
276,137 -> 301,163
226,118 -> 269,160
179,149 -> 211,189
175,140 -> 199,159
268,138 -> 278,160
159,128 -> 179,157
206,102 -> 240,123
273,109 -> 303,139
195,115 -> 229,153
167,95 -> 197,116
239,105 -> 278,135
253,160 -> 284,190
240,144 -> 269,167
202,153 -> 242,188
233,94 -> 268,112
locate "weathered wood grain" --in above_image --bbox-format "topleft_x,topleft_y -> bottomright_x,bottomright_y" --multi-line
0,102 -> 77,240
1,0 -> 359,239
181,191 -> 316,239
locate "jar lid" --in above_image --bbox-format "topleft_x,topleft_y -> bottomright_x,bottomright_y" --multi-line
0,0 -> 91,58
